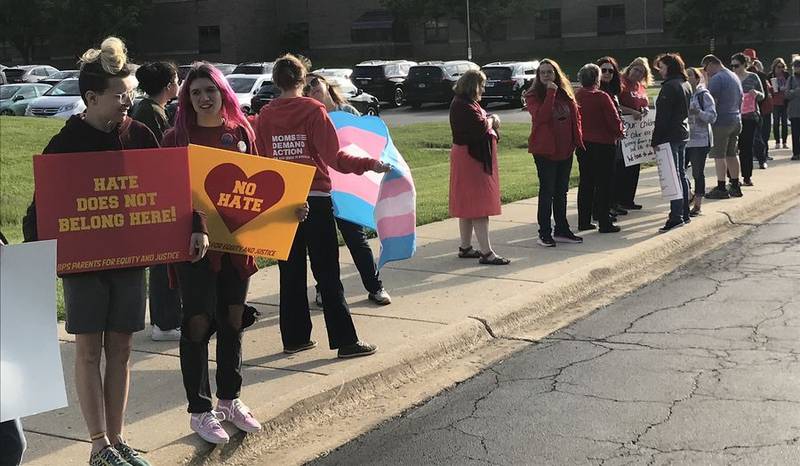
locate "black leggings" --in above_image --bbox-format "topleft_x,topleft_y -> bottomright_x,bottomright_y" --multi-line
686,146 -> 710,196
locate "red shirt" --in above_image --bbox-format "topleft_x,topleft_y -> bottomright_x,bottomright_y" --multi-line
162,123 -> 259,278
525,88 -> 583,160
254,97 -> 378,193
576,87 -> 625,145
620,78 -> 649,110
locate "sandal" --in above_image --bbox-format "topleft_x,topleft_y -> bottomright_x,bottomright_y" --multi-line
458,246 -> 482,258
479,253 -> 510,265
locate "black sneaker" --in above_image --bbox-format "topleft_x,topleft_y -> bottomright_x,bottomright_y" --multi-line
283,340 -> 317,354
598,224 -> 621,233
658,219 -> 684,233
705,186 -> 730,199
728,183 -> 743,198
612,206 -> 628,216
792,155 -> 800,161
577,223 -> 596,231
553,231 -> 583,244
537,236 -> 556,247
338,341 -> 377,358
742,178 -> 754,187
619,203 -> 643,210
114,443 -> 150,466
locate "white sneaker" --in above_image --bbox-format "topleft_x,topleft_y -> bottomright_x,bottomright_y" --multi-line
152,325 -> 181,341
774,143 -> 781,150
368,288 -> 392,305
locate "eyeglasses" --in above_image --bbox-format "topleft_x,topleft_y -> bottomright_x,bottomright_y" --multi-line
302,77 -> 321,95
108,89 -> 136,104
601,68 -> 614,74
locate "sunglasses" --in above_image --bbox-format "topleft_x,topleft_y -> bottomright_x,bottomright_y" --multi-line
302,77 -> 321,95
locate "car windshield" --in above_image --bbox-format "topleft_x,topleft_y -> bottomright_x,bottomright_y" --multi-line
50,71 -> 78,79
408,67 -> 443,81
227,77 -> 257,93
0,85 -> 22,99
352,66 -> 384,79
234,64 -> 273,74
44,79 -> 80,96
482,67 -> 513,80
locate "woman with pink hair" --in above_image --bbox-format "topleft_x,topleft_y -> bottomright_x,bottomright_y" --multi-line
162,62 -> 307,445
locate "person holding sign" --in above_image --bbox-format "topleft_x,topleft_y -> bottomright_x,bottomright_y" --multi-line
525,59 -> 584,247
617,57 -> 654,211
255,54 -> 390,359
161,62 -> 292,445
575,64 -> 624,233
652,53 -> 692,233
686,67 -> 717,216
769,58 -> 790,150
303,74 -> 394,304
731,53 -> 765,186
20,37 -> 181,466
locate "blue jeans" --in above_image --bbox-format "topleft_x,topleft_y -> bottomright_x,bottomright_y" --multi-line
669,142 -> 690,223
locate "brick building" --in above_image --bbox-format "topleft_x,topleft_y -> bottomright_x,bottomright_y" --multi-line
2,0 -> 799,69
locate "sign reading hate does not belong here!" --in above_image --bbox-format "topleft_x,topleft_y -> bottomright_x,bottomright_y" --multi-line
34,147 -> 193,274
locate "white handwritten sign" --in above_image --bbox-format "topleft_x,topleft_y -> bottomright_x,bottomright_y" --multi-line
654,143 -> 684,201
621,110 -> 657,167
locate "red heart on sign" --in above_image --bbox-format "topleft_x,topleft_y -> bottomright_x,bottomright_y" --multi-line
204,163 -> 285,233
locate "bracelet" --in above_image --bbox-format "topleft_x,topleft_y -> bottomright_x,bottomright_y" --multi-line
90,431 -> 107,441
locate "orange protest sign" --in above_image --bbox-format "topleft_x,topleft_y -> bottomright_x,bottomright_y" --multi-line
188,144 -> 315,260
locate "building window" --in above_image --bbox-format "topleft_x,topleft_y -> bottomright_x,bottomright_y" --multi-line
535,8 -> 561,39
198,26 -> 221,54
283,22 -> 310,50
598,4 -> 626,36
424,19 -> 449,44
352,10 -> 399,43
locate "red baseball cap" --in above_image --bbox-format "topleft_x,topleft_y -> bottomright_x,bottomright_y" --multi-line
743,48 -> 758,60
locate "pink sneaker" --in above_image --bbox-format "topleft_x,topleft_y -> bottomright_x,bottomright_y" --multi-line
216,398 -> 262,433
190,411 -> 229,444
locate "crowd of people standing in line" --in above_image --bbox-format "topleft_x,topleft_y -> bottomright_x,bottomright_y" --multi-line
4,31 -> 799,466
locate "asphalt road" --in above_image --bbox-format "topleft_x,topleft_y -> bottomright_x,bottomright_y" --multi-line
310,205 -> 800,465
380,101 -> 531,127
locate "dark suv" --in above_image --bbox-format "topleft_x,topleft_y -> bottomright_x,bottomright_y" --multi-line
480,61 -> 539,107
404,61 -> 480,108
350,60 -> 416,107
232,62 -> 275,75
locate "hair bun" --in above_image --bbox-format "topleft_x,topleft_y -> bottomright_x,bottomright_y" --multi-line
80,36 -> 127,74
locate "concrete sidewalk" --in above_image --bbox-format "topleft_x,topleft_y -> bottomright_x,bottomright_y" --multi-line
23,148 -> 800,465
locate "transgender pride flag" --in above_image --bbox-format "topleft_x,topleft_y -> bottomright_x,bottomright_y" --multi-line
329,112 -> 416,268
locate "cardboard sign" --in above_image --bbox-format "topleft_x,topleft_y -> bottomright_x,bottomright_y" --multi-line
621,110 -> 658,167
1,240 -> 68,422
188,144 -> 315,259
654,143 -> 684,201
33,148 -> 193,273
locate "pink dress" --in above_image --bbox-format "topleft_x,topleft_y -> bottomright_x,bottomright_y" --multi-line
448,105 -> 501,219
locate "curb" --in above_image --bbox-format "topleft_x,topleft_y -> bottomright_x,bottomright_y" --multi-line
149,174 -> 800,465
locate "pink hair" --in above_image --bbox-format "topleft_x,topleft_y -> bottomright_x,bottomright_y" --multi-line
173,62 -> 256,148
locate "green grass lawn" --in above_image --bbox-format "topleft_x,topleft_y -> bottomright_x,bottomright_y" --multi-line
1,115 -> 575,320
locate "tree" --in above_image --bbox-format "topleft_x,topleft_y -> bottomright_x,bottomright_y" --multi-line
382,0 -> 538,55
0,0 -> 58,63
665,0 -> 789,50
55,0 -> 153,59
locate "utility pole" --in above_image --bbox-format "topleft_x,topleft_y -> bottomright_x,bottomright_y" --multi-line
466,0 -> 472,60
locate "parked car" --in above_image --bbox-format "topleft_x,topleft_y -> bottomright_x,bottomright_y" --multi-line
405,60 -> 480,108
3,65 -> 60,83
480,61 -> 539,108
232,62 -> 275,75
226,73 -> 272,114
250,77 -> 380,116
0,83 -> 52,115
39,70 -> 80,87
0,65 -> 7,85
313,68 -> 353,80
350,60 -> 416,107
26,78 -> 85,118
176,63 -> 236,83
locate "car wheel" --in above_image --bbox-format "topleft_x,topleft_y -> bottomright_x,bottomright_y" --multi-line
366,107 -> 379,116
0,109 -> 14,116
517,89 -> 528,108
241,106 -> 251,115
393,87 -> 404,107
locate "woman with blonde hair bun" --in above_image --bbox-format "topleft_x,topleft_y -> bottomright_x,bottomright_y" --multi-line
22,36 -> 203,466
